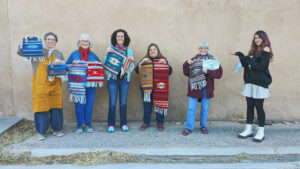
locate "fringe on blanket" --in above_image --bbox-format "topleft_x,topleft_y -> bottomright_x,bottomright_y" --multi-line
86,82 -> 103,88
69,94 -> 86,104
143,92 -> 151,102
48,75 -> 68,82
155,107 -> 168,116
25,57 -> 45,62
191,81 -> 207,90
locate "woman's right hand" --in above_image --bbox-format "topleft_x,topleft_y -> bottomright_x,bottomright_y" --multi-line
73,61 -> 79,64
187,59 -> 194,64
107,47 -> 115,53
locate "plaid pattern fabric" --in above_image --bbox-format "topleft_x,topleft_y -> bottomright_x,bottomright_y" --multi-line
153,59 -> 169,115
139,60 -> 153,102
189,59 -> 207,90
87,62 -> 105,88
68,63 -> 87,104
103,47 -> 126,76
22,36 -> 44,61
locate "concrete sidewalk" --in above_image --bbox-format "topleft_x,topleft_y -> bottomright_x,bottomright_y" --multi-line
0,117 -> 24,135
3,121 -> 300,157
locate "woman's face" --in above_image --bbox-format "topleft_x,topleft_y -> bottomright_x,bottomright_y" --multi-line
45,35 -> 56,49
80,37 -> 90,49
149,46 -> 158,58
116,32 -> 125,46
199,47 -> 208,55
254,34 -> 263,46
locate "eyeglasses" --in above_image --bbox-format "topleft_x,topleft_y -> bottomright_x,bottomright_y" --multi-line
80,40 -> 89,43
46,38 -> 56,41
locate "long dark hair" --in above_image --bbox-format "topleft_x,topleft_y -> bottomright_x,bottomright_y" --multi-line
144,43 -> 164,59
247,30 -> 273,61
111,29 -> 131,47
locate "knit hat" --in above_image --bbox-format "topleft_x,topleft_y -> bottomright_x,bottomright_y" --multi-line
199,41 -> 209,49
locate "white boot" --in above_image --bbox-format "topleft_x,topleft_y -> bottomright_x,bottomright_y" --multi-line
238,124 -> 253,138
253,127 -> 264,142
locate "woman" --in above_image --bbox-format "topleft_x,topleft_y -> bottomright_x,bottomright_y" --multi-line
105,29 -> 134,132
66,34 -> 101,134
182,42 -> 223,136
135,43 -> 172,131
18,32 -> 65,140
234,30 -> 273,142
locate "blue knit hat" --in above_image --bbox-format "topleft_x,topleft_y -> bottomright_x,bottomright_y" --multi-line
199,41 -> 209,49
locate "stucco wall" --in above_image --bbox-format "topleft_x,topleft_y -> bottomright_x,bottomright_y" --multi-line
1,0 -> 300,122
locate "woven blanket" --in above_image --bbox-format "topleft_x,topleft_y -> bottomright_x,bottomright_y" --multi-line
47,64 -> 67,82
22,36 -> 44,61
189,59 -> 207,90
153,59 -> 169,116
103,47 -> 126,76
139,60 -> 153,102
68,62 -> 87,104
87,62 -> 105,88
120,58 -> 133,76
203,59 -> 220,70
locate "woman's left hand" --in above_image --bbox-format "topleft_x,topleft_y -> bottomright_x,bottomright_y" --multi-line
94,61 -> 100,64
159,59 -> 166,64
128,56 -> 134,61
203,69 -> 207,74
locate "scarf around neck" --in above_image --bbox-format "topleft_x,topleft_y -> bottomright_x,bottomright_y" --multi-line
79,47 -> 90,61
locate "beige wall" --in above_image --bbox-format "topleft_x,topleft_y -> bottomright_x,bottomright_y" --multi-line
1,0 -> 300,121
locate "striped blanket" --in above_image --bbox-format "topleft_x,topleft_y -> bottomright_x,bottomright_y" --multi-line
139,60 -> 153,102
103,47 -> 126,76
22,36 -> 44,61
189,59 -> 207,90
47,64 -> 67,82
68,62 -> 87,104
153,59 -> 169,115
87,62 -> 105,88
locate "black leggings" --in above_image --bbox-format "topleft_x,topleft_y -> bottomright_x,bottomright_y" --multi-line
246,97 -> 265,127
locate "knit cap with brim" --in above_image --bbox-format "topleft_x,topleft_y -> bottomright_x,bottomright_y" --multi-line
199,41 -> 209,49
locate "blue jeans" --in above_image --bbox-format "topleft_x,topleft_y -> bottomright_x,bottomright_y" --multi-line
34,108 -> 63,135
185,88 -> 211,130
140,88 -> 164,125
75,87 -> 96,128
107,79 -> 129,127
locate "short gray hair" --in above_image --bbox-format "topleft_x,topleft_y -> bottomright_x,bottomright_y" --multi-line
77,33 -> 93,48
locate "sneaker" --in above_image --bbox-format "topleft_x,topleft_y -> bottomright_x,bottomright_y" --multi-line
201,127 -> 208,134
140,124 -> 149,131
75,128 -> 83,134
53,131 -> 64,137
157,123 -> 164,131
182,129 -> 191,136
85,126 -> 94,133
107,126 -> 115,133
37,133 -> 46,141
121,125 -> 129,132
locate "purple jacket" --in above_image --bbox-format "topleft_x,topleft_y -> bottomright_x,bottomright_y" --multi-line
183,55 -> 223,98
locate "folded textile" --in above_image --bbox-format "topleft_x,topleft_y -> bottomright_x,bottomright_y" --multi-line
22,36 -> 44,61
103,47 -> 126,76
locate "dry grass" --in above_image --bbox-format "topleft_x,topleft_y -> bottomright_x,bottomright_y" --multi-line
0,120 -> 134,165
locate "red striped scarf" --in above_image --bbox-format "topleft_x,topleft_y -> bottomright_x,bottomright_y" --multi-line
153,59 -> 169,115
87,62 -> 105,88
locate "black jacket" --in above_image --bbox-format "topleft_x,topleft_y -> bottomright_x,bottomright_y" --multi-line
237,51 -> 272,88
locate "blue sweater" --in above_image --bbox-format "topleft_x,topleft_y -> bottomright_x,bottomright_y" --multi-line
66,50 -> 100,64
